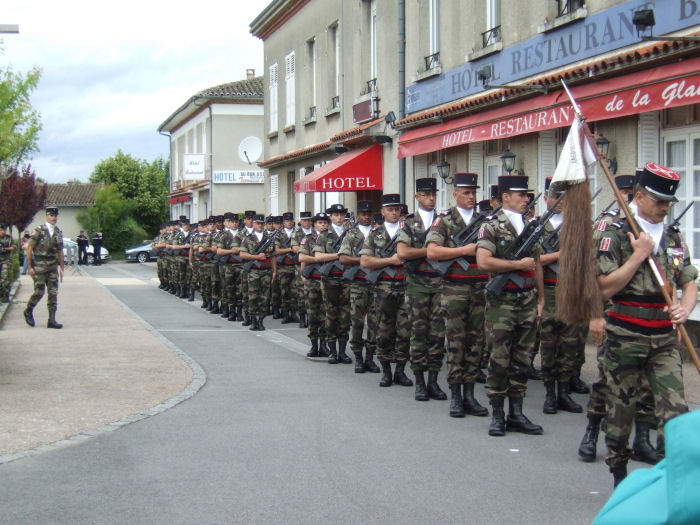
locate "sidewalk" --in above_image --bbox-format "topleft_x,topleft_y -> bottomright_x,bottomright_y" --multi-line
0,270 -> 193,458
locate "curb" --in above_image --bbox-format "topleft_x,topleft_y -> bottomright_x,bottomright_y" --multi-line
0,272 -> 207,466
0,279 -> 21,326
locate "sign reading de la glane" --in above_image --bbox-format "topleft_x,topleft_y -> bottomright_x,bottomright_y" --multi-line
405,0 -> 700,114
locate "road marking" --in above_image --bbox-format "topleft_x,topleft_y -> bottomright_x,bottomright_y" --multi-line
95,278 -> 146,286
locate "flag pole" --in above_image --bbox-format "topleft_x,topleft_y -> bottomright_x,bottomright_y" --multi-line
560,80 -> 700,375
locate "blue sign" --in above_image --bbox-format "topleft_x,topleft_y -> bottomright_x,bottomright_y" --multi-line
406,0 -> 700,114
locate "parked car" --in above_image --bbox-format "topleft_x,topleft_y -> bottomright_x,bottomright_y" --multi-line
124,240 -> 158,263
62,238 -> 110,264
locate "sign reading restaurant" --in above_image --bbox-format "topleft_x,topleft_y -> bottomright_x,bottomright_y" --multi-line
212,170 -> 265,184
406,0 -> 700,113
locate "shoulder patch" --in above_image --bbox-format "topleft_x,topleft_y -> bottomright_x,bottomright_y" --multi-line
478,224 -> 486,239
301,237 -> 307,245
599,237 -> 611,251
432,217 -> 441,227
596,220 -> 606,232
399,220 -> 405,228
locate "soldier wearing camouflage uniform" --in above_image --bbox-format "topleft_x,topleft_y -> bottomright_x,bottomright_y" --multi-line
270,216 -> 284,319
0,223 -> 16,303
215,213 -> 240,320
153,224 -> 168,289
274,212 -> 298,324
359,194 -> 412,388
207,216 -> 225,314
187,221 -> 201,302
579,174 -> 657,465
291,212 -> 312,328
196,218 -> 216,309
397,178 -> 447,402
299,213 -> 330,358
476,175 -> 544,437
239,214 -> 278,331
166,216 -> 191,299
338,201 -> 380,374
594,164 -> 696,487
426,172 -> 490,418
313,204 -> 352,365
24,207 -> 65,329
235,211 -> 256,326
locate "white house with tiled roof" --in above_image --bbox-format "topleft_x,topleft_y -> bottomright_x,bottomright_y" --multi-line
26,182 -> 103,240
158,71 -> 265,220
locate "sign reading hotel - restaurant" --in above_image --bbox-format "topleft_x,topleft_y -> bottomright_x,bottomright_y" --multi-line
213,170 -> 265,184
183,154 -> 205,180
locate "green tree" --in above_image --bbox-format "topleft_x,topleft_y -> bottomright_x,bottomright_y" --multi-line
89,150 -> 169,234
77,184 -> 147,254
0,66 -> 42,174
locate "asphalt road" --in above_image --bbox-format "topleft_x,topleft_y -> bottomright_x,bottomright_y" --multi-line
0,261 -> 620,524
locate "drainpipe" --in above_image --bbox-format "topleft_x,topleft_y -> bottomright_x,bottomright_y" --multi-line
398,0 -> 406,203
158,130 -> 172,219
194,97 -> 214,215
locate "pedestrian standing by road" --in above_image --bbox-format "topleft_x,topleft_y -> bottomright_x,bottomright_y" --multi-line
24,207 -> 65,329
76,230 -> 89,265
91,229 -> 103,265
21,231 -> 30,275
0,223 -> 16,303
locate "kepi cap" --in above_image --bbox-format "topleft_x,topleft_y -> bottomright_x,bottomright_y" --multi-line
453,172 -> 479,188
357,200 -> 372,213
415,178 -> 438,192
498,175 -> 530,194
637,163 -> 681,202
381,194 -> 402,207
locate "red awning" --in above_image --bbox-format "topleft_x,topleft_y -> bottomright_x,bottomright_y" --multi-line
168,194 -> 192,204
398,57 -> 700,158
294,144 -> 383,193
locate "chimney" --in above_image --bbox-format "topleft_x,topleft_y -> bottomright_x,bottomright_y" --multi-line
246,68 -> 255,79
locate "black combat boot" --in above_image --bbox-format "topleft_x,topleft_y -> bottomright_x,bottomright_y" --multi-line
1,294 -> 9,303
354,353 -> 366,373
307,338 -> 319,358
257,316 -> 266,331
578,415 -> 602,462
379,362 -> 393,387
242,311 -> 252,326
236,306 -> 243,321
327,341 -> 338,364
364,350 -> 380,373
159,282 -> 166,290
543,381 -> 558,414
449,384 -> 465,417
299,311 -> 308,328
337,341 -> 352,364
179,287 -> 188,299
476,369 -> 487,384
280,310 -> 292,324
427,370 -> 447,400
318,339 -> 330,358
201,297 -> 209,309
23,306 -> 35,327
188,288 -> 195,302
506,397 -> 543,435
611,463 -> 628,488
170,285 -> 178,295
220,304 -> 230,318
228,307 -> 236,322
47,309 -> 63,329
206,299 -> 215,311
489,398 -> 506,436
569,367 -> 590,394
249,316 -> 259,331
632,421 -> 658,465
462,383 -> 488,416
393,362 -> 413,386
414,371 -> 429,401
273,306 -> 282,319
557,381 -> 583,413
210,300 -> 220,314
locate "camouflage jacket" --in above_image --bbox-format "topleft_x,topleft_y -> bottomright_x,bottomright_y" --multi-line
172,229 -> 189,256
240,231 -> 276,270
0,234 -> 13,262
426,207 -> 489,285
28,224 -> 63,273
216,229 -> 236,264
275,229 -> 297,266
313,227 -> 345,278
397,211 -> 441,289
359,224 -> 406,281
338,227 -> 371,281
596,216 -> 697,335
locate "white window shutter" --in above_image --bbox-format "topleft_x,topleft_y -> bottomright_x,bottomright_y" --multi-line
414,154 -> 428,178
539,129 -> 557,192
269,63 -> 278,131
638,111 -> 660,166
468,142 -> 484,176
270,174 -> 279,215
285,52 -> 295,126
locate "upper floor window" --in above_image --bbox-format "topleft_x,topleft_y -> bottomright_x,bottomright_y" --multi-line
369,0 -> 377,86
483,0 -> 501,48
557,0 -> 584,17
269,63 -> 279,132
329,22 -> 340,109
307,38 -> 316,116
285,52 -> 295,127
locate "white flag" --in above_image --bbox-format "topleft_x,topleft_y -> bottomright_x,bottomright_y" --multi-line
552,116 -> 597,186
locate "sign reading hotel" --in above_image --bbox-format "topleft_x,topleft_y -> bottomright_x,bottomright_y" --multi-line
183,154 -> 205,180
213,170 -> 265,184
406,0 -> 700,113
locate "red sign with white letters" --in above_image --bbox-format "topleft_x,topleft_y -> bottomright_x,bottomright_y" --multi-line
294,144 -> 383,193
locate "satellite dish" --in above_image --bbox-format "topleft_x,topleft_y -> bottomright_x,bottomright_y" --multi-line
238,136 -> 263,164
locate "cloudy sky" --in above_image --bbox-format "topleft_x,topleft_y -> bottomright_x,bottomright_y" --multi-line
1,0 -> 267,183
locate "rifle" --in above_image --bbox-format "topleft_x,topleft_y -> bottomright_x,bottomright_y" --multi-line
319,221 -> 358,276
485,191 -> 566,297
275,230 -> 294,264
427,204 -> 503,277
364,232 -> 401,283
242,229 -> 282,271
669,201 -> 694,230
403,226 -> 432,275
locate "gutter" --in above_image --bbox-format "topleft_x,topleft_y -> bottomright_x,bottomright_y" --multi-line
193,97 -> 214,215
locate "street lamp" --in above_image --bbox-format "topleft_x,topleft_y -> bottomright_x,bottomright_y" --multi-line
436,157 -> 452,184
595,134 -> 618,175
633,8 -> 700,42
500,148 -> 516,175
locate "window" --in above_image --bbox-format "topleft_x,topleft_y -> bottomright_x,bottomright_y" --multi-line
307,38 -> 316,116
285,52 -> 295,127
329,23 -> 340,105
557,0 -> 584,17
269,63 -> 279,132
483,0 -> 501,47
369,0 -> 377,83
429,0 -> 439,56
662,130 -> 700,263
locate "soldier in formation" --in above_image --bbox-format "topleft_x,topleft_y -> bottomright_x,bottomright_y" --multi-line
0,223 -> 16,303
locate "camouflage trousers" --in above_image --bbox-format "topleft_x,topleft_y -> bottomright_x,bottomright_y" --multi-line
157,255 -> 166,284
539,289 -> 582,382
166,255 -> 176,285
321,277 -> 351,343
443,282 -> 486,384
588,340 -> 655,422
199,262 -> 214,299
240,269 -> 250,312
406,287 -> 445,372
227,265 -> 243,307
28,268 -> 59,310
304,277 -> 325,340
247,268 -> 272,317
220,263 -> 234,307
175,257 -> 188,288
209,263 -> 221,302
191,260 -> 200,292
183,259 -> 192,290
485,290 -> 538,399
349,281 -> 377,355
602,327 -> 687,467
277,266 -> 296,310
0,260 -> 10,297
294,267 -> 306,314
271,272 -> 281,308
374,280 -> 410,364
